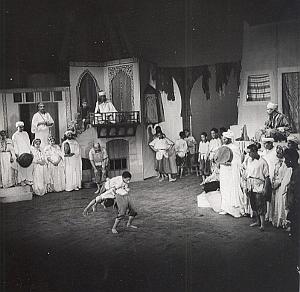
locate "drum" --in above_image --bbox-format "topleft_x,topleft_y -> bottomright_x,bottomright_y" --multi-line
213,146 -> 233,164
17,153 -> 33,168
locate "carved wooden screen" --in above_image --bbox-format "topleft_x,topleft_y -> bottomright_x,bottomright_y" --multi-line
78,72 -> 98,111
107,139 -> 129,177
111,71 -> 132,112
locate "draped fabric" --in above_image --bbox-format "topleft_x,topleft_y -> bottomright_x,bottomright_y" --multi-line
215,61 -> 242,94
282,72 -> 300,133
144,84 -> 165,125
153,62 -> 241,131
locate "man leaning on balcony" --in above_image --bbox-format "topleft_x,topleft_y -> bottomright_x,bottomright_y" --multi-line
94,90 -> 117,118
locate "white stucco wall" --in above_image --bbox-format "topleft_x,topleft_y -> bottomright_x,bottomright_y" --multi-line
238,20 -> 300,138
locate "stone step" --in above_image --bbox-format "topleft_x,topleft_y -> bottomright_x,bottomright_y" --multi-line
0,186 -> 33,203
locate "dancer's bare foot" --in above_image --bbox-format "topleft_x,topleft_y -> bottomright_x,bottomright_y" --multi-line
83,209 -> 88,217
250,222 -> 259,227
259,226 -> 265,232
126,224 -> 138,229
112,228 -> 118,234
92,205 -> 97,212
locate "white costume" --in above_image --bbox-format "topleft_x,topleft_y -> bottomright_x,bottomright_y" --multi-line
219,131 -> 247,217
94,100 -> 117,114
12,127 -> 33,184
44,144 -> 65,192
0,138 -> 15,188
31,145 -> 48,196
31,112 -> 54,150
62,138 -> 82,191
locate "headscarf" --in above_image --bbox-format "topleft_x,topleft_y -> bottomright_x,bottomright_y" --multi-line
287,135 -> 299,145
266,102 -> 278,110
16,121 -> 24,128
32,138 -> 41,146
98,90 -> 106,97
261,137 -> 274,143
222,130 -> 234,140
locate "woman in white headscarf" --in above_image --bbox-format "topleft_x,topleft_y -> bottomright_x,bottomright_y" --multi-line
44,135 -> 65,192
219,130 -> 247,217
31,138 -> 48,196
0,130 -> 16,188
62,130 -> 82,191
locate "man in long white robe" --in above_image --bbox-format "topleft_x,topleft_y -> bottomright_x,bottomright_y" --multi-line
12,121 -> 33,185
62,131 -> 82,191
219,130 -> 247,218
31,102 -> 54,150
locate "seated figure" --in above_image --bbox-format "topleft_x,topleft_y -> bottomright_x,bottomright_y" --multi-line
255,102 -> 291,142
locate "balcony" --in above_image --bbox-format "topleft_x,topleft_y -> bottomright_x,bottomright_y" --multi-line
90,111 -> 140,138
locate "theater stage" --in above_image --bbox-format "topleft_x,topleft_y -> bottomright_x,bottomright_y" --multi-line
1,176 -> 298,292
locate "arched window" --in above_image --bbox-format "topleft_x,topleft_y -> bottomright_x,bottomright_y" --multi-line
111,71 -> 132,111
77,71 -> 99,110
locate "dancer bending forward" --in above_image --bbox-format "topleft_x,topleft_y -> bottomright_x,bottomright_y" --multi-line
83,171 -> 138,234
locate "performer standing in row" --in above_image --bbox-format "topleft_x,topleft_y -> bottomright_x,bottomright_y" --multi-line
31,102 -> 54,150
12,121 -> 33,186
0,130 -> 15,188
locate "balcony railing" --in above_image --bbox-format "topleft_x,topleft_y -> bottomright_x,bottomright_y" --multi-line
90,111 -> 140,138
90,111 -> 140,126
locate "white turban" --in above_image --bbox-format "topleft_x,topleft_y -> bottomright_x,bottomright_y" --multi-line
16,121 -> 24,128
222,130 -> 234,140
287,135 -> 299,144
98,90 -> 106,96
266,102 -> 278,110
261,137 -> 274,143
64,130 -> 73,136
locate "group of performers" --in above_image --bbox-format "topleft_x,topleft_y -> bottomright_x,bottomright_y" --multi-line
1,93 -> 299,241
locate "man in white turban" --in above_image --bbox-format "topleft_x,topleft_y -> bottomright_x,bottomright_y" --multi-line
218,130 -> 247,218
94,91 -> 117,114
31,102 -> 54,150
12,121 -> 33,185
256,102 -> 291,142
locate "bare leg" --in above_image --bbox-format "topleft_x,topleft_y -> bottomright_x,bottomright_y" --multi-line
259,215 -> 265,231
250,212 -> 259,227
112,218 -> 121,234
127,216 -> 138,229
265,202 -> 270,221
94,183 -> 101,194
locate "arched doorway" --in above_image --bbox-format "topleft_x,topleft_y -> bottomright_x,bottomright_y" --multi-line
111,71 -> 132,111
77,71 -> 99,111
107,139 -> 129,177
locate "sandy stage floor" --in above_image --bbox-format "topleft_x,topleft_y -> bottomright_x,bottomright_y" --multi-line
1,176 -> 298,292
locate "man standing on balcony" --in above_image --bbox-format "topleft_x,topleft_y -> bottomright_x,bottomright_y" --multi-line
31,102 -> 54,150
94,91 -> 117,114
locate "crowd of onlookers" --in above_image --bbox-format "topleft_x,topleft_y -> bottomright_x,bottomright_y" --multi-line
149,124 -> 299,245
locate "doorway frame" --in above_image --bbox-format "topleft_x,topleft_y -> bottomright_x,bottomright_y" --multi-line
277,66 -> 300,112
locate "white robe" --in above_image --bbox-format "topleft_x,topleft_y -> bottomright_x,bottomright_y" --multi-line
31,146 -> 48,196
94,101 -> 117,114
0,139 -> 16,188
271,160 -> 292,227
44,145 -> 65,192
12,131 -> 33,184
31,112 -> 54,150
62,139 -> 82,191
219,143 -> 247,217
